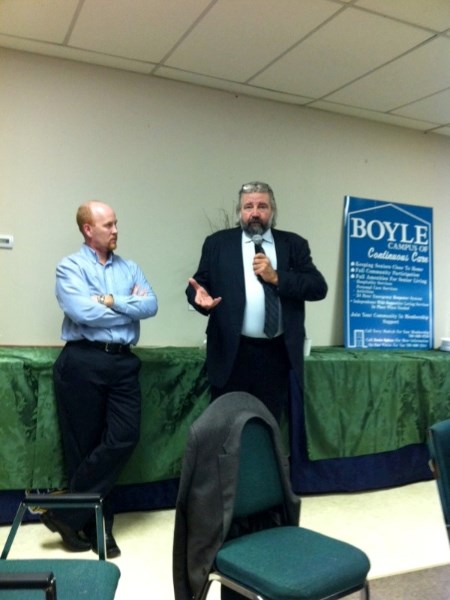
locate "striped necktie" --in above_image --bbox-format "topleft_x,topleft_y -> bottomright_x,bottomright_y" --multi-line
252,235 -> 279,338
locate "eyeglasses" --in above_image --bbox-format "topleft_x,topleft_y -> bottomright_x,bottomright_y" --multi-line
239,182 -> 273,195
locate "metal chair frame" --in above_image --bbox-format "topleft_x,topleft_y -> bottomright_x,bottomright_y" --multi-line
1,492 -> 106,561
200,573 -> 370,600
199,419 -> 370,600
0,492 -> 121,600
0,571 -> 57,600
0,492 -> 108,599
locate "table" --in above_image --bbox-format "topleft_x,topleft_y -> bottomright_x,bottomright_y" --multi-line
0,346 -> 209,490
303,347 -> 450,460
1,346 -> 448,521
290,347 -> 450,494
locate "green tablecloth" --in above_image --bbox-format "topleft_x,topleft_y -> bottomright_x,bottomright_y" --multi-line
1,346 -> 449,489
304,347 -> 450,460
0,346 -> 209,489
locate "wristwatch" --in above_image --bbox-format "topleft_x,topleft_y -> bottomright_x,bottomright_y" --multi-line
98,294 -> 114,306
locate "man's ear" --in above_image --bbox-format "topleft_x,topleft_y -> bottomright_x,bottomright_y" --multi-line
82,223 -> 92,238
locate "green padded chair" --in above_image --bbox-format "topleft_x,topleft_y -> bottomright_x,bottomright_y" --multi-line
429,419 -> 450,540
0,492 -> 121,599
200,419 -> 371,600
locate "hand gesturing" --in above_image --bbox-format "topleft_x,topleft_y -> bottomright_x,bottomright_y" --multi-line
188,278 -> 222,310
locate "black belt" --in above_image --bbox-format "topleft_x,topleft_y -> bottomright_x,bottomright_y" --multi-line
67,340 -> 131,354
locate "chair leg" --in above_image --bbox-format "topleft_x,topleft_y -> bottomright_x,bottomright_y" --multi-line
94,504 -> 106,560
361,581 -> 370,599
1,502 -> 27,559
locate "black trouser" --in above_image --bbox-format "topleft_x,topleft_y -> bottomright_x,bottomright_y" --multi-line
52,341 -> 141,531
211,335 -> 290,423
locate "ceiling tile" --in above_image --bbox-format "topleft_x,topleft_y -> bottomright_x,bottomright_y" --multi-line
1,0 -> 449,134
310,99 -> 439,130
392,88 -> 450,123
355,0 -> 450,32
0,0 -> 79,43
164,0 -> 342,81
251,8 -> 430,98
326,37 -> 450,111
70,0 -> 211,62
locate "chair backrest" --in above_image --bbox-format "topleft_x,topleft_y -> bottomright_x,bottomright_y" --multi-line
233,418 -> 285,519
429,419 -> 450,527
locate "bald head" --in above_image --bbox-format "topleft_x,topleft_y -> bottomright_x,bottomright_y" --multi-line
76,201 -> 110,233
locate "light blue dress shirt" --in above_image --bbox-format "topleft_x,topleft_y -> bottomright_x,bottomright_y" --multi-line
241,230 -> 282,338
56,244 -> 158,345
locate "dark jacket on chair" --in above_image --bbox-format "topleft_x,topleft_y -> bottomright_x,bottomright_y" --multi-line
172,392 -> 300,600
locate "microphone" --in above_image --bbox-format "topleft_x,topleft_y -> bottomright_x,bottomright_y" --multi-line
252,234 -> 265,284
251,234 -> 265,254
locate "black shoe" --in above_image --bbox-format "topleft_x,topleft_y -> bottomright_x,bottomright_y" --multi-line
91,531 -> 121,559
41,510 -> 92,552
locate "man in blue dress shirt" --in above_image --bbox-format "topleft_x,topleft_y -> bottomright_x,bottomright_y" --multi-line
41,200 -> 158,558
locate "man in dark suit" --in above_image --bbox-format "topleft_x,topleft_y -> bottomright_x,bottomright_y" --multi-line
186,181 -> 327,422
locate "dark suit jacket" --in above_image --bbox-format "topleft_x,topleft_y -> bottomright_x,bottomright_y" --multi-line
186,227 -> 328,389
172,392 -> 300,600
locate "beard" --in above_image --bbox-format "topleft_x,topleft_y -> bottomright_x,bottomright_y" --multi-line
241,218 -> 268,236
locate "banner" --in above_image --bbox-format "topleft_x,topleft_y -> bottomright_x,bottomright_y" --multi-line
344,196 -> 433,349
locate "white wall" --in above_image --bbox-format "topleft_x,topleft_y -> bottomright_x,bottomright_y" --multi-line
1,48 -> 450,347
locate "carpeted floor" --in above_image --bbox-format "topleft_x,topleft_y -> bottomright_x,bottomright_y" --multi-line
347,564 -> 450,600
